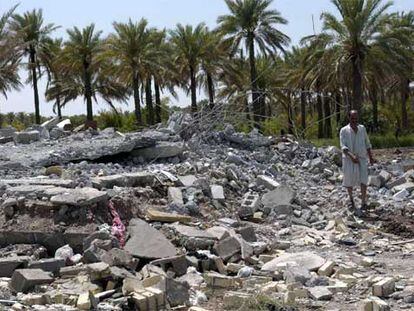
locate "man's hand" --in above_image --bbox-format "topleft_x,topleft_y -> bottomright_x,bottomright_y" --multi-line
349,153 -> 359,164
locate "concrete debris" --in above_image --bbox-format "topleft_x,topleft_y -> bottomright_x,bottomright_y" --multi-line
0,114 -> 412,310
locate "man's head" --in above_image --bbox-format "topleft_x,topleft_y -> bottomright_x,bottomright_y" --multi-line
349,110 -> 358,127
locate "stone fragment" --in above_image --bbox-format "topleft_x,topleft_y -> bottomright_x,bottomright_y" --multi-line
125,218 -> 177,259
361,296 -> 390,311
283,291 -> 296,304
206,226 -> 230,240
101,248 -> 138,270
394,182 -> 414,193
10,269 -> 53,293
372,277 -> 395,297
170,223 -> 215,239
284,264 -> 311,285
262,252 -> 325,272
131,142 -> 184,160
77,293 -> 92,310
166,278 -> 190,307
204,272 -> 240,288
210,185 -> 225,200
318,260 -> 336,277
213,237 -> 241,261
379,170 -> 391,183
87,262 -> 111,281
168,187 -> 184,205
177,175 -> 197,187
237,226 -> 257,242
393,189 -> 409,201
308,286 -> 332,301
368,175 -> 383,188
256,175 -> 280,190
28,258 -> 65,275
13,131 -> 40,144
146,209 -> 191,223
261,186 -> 295,210
387,176 -> 406,189
151,255 -> 188,277
223,291 -> 252,309
50,187 -> 108,206
0,256 -> 29,277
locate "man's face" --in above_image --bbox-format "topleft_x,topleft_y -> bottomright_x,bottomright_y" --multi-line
349,112 -> 358,127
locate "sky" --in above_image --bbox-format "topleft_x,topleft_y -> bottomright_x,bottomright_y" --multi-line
0,0 -> 412,117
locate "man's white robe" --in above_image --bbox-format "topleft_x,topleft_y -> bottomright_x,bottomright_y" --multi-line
340,124 -> 372,187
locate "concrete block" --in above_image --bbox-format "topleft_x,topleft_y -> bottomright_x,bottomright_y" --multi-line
10,269 -> 54,293
372,277 -> 395,297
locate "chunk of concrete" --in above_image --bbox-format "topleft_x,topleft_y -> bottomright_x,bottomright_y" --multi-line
14,131 -> 40,144
213,236 -> 241,261
372,277 -> 395,297
10,269 -> 54,293
125,218 -> 177,259
284,264 -> 311,285
256,175 -> 280,190
147,209 -> 191,223
261,186 -> 295,210
210,185 -> 225,200
170,224 -> 215,239
0,256 -> 30,277
262,252 -> 325,272
131,142 -> 184,160
168,187 -> 184,205
308,286 -> 332,301
28,258 -> 65,275
50,187 -> 108,206
178,175 -> 197,187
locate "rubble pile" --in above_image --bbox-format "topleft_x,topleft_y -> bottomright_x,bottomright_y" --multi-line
0,114 -> 413,310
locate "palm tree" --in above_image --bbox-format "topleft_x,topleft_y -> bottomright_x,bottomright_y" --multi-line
318,0 -> 396,114
0,6 -> 21,106
170,23 -> 208,113
62,24 -> 103,121
218,0 -> 290,128
10,9 -> 57,124
53,24 -> 128,122
105,18 -> 154,126
199,29 -> 225,109
41,38 -> 65,119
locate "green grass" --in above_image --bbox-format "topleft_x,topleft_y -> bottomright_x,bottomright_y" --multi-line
311,134 -> 414,149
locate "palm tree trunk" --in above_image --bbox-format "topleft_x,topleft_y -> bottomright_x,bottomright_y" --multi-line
83,62 -> 93,122
133,73 -> 142,126
248,34 -> 260,128
287,98 -> 294,135
206,72 -> 215,109
244,96 -> 251,128
56,96 -> 62,120
401,78 -> 409,130
189,65 -> 197,113
370,87 -> 378,131
324,94 -> 332,138
352,59 -> 363,113
300,88 -> 306,136
29,49 -> 41,124
335,93 -> 341,127
316,85 -> 324,139
145,77 -> 154,125
154,79 -> 162,124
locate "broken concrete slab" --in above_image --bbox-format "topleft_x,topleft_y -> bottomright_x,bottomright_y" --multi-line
206,226 -> 231,241
91,171 -> 155,189
50,187 -> 108,206
261,186 -> 296,210
262,252 -> 325,272
13,131 -> 40,144
308,286 -> 332,301
27,258 -> 65,275
147,209 -> 191,223
0,178 -> 75,188
0,256 -> 30,277
131,142 -> 184,160
170,224 -> 215,239
256,175 -> 280,190
213,236 -> 241,261
10,269 -> 54,293
125,218 -> 177,259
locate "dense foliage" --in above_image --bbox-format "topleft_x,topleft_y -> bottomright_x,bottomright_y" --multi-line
0,0 -> 413,142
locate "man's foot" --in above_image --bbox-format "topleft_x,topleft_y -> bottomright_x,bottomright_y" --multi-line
347,199 -> 355,211
353,208 -> 364,218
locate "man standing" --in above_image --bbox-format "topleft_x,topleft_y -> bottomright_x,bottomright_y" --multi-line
340,110 -> 375,216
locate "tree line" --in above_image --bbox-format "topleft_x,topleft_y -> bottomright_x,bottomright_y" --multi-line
0,0 -> 413,138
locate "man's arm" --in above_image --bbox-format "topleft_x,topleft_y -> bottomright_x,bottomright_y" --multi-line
340,128 -> 359,163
